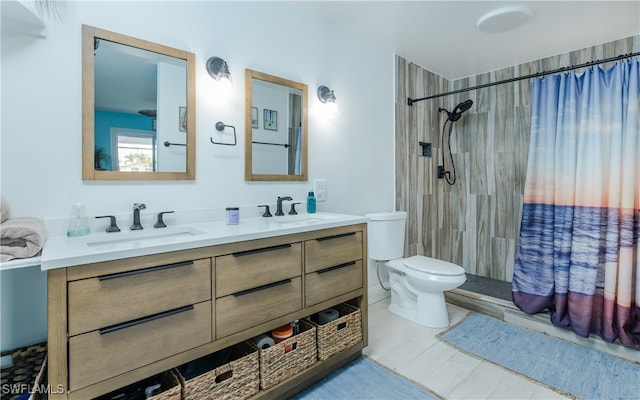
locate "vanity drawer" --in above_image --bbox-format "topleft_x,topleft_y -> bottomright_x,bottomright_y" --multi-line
305,260 -> 363,306
305,231 -> 363,273
68,258 -> 211,336
69,301 -> 212,391
216,242 -> 302,298
216,276 -> 302,338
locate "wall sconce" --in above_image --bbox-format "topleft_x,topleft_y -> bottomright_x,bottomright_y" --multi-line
317,85 -> 339,114
206,56 -> 232,85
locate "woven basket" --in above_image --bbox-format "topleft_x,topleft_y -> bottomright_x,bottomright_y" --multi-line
28,355 -> 47,400
180,342 -> 259,400
250,319 -> 317,390
148,369 -> 182,400
309,303 -> 362,361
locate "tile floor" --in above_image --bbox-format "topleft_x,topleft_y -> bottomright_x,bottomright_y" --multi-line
363,298 -> 569,400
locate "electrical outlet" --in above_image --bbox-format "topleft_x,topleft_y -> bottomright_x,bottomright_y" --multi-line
314,179 -> 327,202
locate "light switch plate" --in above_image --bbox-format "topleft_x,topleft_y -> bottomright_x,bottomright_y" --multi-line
314,179 -> 327,202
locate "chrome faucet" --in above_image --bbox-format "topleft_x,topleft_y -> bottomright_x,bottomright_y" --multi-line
275,196 -> 292,216
131,203 -> 146,230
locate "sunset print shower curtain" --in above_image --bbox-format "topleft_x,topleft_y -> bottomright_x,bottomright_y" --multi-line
512,59 -> 640,346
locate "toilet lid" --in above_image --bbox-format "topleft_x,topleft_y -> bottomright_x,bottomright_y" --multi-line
402,256 -> 465,276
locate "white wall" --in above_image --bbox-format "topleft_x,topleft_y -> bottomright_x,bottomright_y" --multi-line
0,1 -> 396,350
1,1 -> 395,219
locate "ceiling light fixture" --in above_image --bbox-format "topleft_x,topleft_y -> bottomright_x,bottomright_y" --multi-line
476,6 -> 531,33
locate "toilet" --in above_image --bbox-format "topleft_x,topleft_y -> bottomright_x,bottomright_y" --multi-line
366,211 -> 466,328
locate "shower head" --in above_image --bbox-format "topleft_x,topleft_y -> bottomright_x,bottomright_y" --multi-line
439,99 -> 474,122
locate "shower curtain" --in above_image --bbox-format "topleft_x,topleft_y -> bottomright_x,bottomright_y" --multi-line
512,59 -> 640,346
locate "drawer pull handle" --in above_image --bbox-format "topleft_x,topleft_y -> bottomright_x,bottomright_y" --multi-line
316,261 -> 356,274
316,232 -> 356,242
232,243 -> 292,257
99,305 -> 194,335
98,261 -> 194,281
233,279 -> 292,297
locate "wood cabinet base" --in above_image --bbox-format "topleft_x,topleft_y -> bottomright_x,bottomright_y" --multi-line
47,224 -> 368,400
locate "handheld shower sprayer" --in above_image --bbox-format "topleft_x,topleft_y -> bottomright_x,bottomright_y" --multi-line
438,99 -> 473,185
439,99 -> 474,122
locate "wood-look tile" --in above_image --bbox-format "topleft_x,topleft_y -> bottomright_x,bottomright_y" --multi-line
394,36 -> 638,286
470,112 -> 488,195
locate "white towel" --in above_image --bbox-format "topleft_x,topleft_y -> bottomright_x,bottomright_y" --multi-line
0,197 -> 9,223
0,218 -> 46,262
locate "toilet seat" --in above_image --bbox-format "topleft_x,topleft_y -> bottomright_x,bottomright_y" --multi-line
402,255 -> 465,276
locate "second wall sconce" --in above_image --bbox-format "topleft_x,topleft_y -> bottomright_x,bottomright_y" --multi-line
317,85 -> 336,104
206,56 -> 232,84
317,85 -> 339,114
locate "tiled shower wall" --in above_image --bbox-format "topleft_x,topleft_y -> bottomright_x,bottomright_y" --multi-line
396,35 -> 640,282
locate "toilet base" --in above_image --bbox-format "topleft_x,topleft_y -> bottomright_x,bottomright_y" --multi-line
416,290 -> 450,328
388,291 -> 451,328
388,302 -> 416,323
388,283 -> 451,328
385,256 -> 465,329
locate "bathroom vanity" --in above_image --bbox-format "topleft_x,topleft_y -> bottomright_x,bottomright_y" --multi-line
42,213 -> 368,399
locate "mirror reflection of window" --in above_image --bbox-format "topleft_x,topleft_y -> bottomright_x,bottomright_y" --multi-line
111,128 -> 156,172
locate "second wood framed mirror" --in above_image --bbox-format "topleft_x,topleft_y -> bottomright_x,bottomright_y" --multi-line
245,69 -> 308,181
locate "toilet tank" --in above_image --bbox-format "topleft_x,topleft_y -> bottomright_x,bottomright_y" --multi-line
365,211 -> 407,261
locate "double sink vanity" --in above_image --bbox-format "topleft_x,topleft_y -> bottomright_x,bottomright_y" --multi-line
42,212 -> 369,399
46,20 -> 366,399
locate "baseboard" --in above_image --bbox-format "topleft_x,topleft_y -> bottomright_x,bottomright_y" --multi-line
368,285 -> 390,305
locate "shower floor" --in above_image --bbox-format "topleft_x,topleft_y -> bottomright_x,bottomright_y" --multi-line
458,274 -> 513,302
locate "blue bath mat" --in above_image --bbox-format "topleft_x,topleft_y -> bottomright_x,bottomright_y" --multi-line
292,357 -> 438,399
439,313 -> 640,400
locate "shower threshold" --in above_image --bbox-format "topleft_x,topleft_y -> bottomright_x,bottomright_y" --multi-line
446,274 -> 518,320
458,273 -> 513,302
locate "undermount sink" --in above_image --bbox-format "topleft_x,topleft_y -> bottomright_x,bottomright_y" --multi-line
85,227 -> 206,249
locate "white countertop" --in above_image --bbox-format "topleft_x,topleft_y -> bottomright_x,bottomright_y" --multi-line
0,256 -> 42,271
41,212 -> 368,270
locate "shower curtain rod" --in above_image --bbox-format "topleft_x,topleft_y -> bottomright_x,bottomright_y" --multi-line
407,51 -> 640,106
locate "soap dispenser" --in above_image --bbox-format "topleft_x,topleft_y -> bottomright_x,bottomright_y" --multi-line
307,189 -> 316,214
67,198 -> 90,237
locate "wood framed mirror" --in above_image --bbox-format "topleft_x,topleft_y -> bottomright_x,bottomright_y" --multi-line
82,25 -> 196,180
245,69 -> 308,181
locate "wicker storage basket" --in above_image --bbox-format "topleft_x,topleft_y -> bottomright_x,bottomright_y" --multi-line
249,319 -> 317,390
309,303 -> 362,361
97,369 -> 181,400
147,369 -> 182,400
28,355 -> 47,400
179,342 -> 259,400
